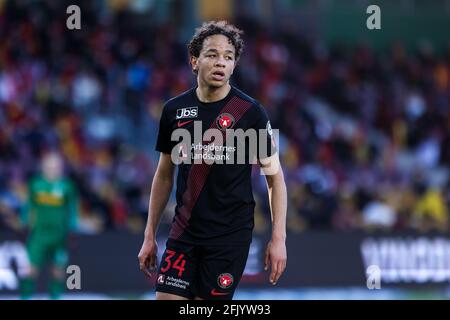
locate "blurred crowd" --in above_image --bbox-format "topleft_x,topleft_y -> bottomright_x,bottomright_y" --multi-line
0,1 -> 449,235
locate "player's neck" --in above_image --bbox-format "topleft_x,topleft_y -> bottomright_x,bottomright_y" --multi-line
42,175 -> 62,183
196,83 -> 231,103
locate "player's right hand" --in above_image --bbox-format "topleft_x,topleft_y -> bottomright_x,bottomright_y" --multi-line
138,238 -> 158,278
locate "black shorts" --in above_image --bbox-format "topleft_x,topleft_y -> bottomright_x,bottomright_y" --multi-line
155,238 -> 250,300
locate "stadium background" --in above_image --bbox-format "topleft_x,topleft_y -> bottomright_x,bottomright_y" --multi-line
1,0 -> 450,299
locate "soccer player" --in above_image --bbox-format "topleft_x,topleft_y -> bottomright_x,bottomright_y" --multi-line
138,21 -> 287,300
20,151 -> 78,299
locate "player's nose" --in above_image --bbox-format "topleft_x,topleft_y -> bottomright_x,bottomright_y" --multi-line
215,57 -> 226,67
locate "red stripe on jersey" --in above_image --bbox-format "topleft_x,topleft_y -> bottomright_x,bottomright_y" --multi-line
169,96 -> 253,240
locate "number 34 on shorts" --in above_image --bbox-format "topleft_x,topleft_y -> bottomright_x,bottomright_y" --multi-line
160,249 -> 187,277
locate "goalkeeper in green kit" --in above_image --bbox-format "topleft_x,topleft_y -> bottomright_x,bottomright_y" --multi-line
20,151 -> 79,299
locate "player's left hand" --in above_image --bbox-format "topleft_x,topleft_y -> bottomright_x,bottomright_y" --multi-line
264,238 -> 287,285
138,238 -> 158,278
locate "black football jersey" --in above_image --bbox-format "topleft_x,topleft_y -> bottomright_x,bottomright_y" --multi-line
156,86 -> 276,245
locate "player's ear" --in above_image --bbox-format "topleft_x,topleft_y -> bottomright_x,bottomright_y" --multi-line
190,56 -> 199,73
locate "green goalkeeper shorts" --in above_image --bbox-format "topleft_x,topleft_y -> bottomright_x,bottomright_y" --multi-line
27,233 -> 68,269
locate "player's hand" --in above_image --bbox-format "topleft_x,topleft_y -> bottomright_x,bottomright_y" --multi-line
264,238 -> 287,285
138,238 -> 158,278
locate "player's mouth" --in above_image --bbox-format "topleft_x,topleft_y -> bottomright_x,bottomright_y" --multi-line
211,70 -> 226,81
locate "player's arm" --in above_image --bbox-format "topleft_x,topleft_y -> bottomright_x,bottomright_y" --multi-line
259,153 -> 287,285
67,181 -> 79,232
20,180 -> 35,230
138,153 -> 175,277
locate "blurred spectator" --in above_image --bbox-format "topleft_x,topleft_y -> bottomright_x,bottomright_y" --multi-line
332,187 -> 362,231
361,192 -> 397,231
412,183 -> 449,233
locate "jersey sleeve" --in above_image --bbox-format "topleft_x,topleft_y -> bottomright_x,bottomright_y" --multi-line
155,104 -> 174,154
20,178 -> 36,227
66,181 -> 79,232
254,103 -> 277,161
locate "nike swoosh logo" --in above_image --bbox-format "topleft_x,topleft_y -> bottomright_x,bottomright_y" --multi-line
210,289 -> 229,296
177,120 -> 194,127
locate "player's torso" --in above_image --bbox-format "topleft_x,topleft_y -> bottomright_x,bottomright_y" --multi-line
164,88 -> 259,243
30,177 -> 71,230
166,88 -> 257,194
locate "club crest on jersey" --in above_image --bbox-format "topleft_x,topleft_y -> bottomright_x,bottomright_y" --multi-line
216,113 -> 235,130
176,107 -> 198,120
217,273 -> 234,289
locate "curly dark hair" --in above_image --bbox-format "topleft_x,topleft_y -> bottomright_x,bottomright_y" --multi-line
188,21 -> 244,62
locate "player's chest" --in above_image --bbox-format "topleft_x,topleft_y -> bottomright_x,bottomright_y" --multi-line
34,184 -> 66,206
170,105 -> 250,133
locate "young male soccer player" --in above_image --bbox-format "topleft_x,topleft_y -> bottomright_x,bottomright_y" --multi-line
138,21 -> 287,300
20,151 -> 78,299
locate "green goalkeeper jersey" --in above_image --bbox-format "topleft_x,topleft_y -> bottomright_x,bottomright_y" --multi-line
24,175 -> 78,238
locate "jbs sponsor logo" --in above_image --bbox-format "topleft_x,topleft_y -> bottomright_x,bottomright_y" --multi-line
176,107 -> 198,120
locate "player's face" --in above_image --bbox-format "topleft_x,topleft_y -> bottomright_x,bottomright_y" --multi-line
42,153 -> 64,181
192,34 -> 236,88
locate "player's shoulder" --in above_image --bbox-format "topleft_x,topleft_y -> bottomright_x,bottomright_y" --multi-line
28,175 -> 43,190
163,87 -> 196,111
29,175 -> 42,185
61,178 -> 75,189
231,86 -> 267,115
231,86 -> 259,106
